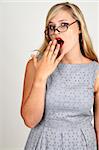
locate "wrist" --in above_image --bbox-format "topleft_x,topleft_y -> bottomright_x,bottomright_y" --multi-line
34,74 -> 47,86
35,72 -> 48,81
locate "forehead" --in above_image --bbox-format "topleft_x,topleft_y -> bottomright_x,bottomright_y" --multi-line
49,10 -> 74,23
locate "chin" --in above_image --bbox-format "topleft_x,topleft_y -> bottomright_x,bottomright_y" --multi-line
61,48 -> 70,55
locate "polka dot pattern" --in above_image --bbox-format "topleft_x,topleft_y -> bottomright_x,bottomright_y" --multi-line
24,60 -> 99,150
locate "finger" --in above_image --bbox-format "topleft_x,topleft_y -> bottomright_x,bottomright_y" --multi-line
47,39 -> 57,59
44,41 -> 52,57
51,44 -> 60,62
54,52 -> 65,66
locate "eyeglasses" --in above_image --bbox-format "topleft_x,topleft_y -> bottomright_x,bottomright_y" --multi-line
45,20 -> 78,36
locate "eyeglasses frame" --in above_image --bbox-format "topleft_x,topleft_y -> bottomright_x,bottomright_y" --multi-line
44,20 -> 78,36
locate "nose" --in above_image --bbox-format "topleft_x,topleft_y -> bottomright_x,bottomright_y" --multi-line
54,28 -> 60,35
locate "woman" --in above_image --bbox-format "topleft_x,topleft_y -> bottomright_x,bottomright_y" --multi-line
20,2 -> 99,150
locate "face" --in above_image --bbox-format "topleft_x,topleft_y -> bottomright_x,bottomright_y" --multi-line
48,10 -> 80,54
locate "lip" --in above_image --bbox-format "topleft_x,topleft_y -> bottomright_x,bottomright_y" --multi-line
55,37 -> 64,48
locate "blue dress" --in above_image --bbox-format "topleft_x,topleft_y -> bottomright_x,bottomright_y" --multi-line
24,60 -> 99,150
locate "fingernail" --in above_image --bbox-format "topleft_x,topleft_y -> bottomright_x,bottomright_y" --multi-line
49,40 -> 52,44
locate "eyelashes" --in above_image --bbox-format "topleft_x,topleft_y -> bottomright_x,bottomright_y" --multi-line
48,22 -> 69,28
61,22 -> 69,26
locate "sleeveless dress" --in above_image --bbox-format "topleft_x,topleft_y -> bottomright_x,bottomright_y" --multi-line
24,60 -> 99,150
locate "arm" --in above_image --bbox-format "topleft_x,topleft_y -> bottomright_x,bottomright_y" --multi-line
20,58 -> 47,128
94,70 -> 99,148
20,40 -> 64,128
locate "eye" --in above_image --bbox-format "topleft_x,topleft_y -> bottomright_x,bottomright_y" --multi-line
49,25 -> 55,30
61,22 -> 68,27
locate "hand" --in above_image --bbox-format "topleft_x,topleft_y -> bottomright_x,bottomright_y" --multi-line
32,39 -> 65,80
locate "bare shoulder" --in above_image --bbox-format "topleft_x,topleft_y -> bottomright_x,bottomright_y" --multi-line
25,58 -> 35,72
23,57 -> 36,91
20,58 -> 35,108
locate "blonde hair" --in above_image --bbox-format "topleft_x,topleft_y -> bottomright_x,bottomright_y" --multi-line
32,2 -> 98,62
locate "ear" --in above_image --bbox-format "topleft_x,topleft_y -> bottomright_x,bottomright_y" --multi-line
77,20 -> 81,29
77,20 -> 81,34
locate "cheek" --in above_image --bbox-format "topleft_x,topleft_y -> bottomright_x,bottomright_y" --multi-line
63,30 -> 79,47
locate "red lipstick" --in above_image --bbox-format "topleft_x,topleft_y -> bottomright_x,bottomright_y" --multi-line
55,37 -> 64,48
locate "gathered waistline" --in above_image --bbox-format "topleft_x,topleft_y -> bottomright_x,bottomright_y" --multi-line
39,118 -> 93,130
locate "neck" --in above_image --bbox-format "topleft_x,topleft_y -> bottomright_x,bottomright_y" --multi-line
61,43 -> 86,64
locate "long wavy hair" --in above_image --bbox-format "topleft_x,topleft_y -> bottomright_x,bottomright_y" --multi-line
32,2 -> 98,62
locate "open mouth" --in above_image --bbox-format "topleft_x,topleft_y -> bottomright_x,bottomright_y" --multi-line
55,37 -> 64,48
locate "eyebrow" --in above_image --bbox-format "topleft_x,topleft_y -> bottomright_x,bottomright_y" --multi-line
49,19 -> 68,24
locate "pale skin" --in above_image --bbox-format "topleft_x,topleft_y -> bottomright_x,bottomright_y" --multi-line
20,9 -> 99,146
20,40 -> 65,128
